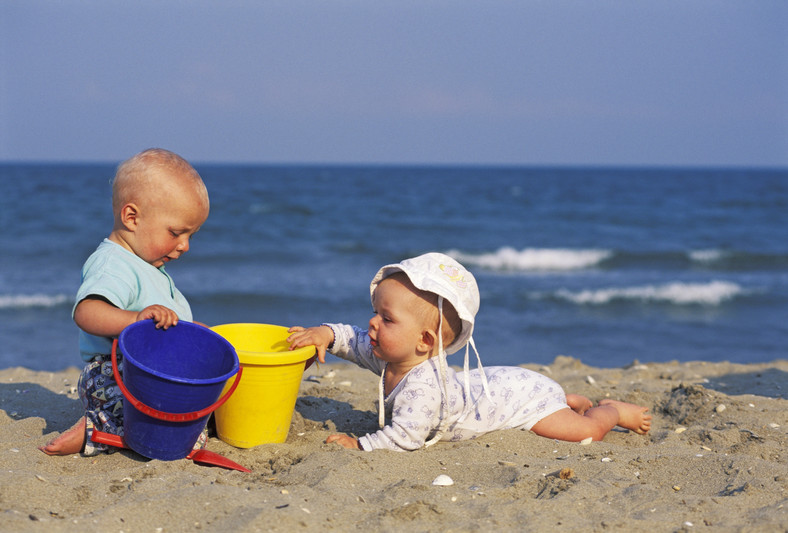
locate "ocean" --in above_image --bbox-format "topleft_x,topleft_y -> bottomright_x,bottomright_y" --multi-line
1,163 -> 786,371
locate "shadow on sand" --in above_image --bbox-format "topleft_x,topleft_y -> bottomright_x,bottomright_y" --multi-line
0,381 -> 83,434
702,366 -> 787,399
295,394 -> 378,434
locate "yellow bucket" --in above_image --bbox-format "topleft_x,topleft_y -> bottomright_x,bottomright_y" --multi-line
210,324 -> 316,448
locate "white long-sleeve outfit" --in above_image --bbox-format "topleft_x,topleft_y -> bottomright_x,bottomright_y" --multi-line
325,323 -> 570,452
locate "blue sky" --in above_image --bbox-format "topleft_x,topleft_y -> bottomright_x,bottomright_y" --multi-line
2,1 -> 786,167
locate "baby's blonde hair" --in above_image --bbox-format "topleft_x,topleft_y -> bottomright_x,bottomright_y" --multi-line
112,148 -> 208,213
387,272 -> 462,350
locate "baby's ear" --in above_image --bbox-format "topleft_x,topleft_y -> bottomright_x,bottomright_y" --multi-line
119,203 -> 140,230
418,329 -> 438,356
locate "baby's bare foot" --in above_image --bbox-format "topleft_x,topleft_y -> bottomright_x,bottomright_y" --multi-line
599,399 -> 652,434
39,417 -> 87,456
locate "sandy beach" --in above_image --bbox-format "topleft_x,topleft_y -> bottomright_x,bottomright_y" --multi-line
2,357 -> 786,532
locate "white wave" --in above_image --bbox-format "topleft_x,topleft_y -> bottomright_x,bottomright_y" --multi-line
555,281 -> 744,306
0,293 -> 70,309
449,247 -> 612,271
688,249 -> 728,263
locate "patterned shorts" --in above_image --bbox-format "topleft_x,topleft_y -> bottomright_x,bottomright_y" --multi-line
78,354 -> 207,456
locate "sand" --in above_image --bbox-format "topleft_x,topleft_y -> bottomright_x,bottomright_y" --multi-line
2,357 -> 787,532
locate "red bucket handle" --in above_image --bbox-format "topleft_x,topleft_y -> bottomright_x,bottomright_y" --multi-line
112,337 -> 242,423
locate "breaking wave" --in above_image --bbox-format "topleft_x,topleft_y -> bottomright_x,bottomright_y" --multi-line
554,281 -> 744,306
447,247 -> 788,272
449,247 -> 612,271
0,293 -> 70,309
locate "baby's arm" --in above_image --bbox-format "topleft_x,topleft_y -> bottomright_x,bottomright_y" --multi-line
287,325 -> 333,364
289,326 -> 357,447
74,295 -> 180,337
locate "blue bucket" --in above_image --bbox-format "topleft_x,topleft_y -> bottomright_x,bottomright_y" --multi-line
114,320 -> 241,461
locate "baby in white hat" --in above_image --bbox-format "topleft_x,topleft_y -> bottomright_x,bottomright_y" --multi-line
288,252 -> 651,451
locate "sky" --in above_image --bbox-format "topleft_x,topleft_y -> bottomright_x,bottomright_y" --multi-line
1,1 -> 786,167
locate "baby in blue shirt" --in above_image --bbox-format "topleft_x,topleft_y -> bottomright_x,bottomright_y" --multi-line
40,148 -> 209,456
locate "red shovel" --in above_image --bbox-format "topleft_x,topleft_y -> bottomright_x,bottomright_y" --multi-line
91,430 -> 251,473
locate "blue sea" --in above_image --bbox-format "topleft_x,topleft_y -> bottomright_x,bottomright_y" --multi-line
1,163 -> 786,371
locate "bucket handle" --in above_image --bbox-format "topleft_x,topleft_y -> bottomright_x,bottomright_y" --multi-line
111,337 -> 243,423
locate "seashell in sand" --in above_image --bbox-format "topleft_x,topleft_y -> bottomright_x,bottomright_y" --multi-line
432,474 -> 454,486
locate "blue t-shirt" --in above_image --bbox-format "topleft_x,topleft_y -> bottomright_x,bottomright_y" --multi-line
73,239 -> 193,361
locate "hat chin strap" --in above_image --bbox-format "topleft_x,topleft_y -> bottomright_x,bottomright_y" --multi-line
378,298 -> 452,435
378,371 -> 385,429
430,299 -> 494,438
424,297 -> 449,447
379,297 -> 493,448
468,337 -> 493,402
377,301 -> 452,435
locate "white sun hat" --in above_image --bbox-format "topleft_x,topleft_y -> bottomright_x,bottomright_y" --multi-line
370,252 -> 492,444
370,252 -> 479,355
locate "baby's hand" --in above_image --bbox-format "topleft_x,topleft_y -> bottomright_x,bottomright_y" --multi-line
287,325 -> 333,364
325,434 -> 361,450
137,305 -> 179,329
